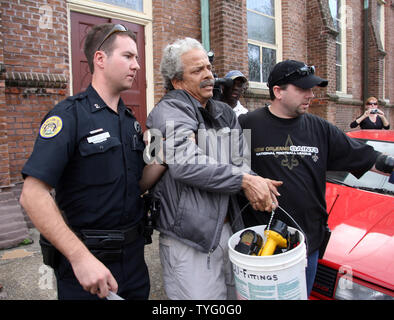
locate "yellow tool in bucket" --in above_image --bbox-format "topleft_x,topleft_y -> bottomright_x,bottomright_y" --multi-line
258,220 -> 288,256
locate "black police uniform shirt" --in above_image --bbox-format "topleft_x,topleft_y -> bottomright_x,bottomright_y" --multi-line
238,106 -> 379,254
22,84 -> 145,230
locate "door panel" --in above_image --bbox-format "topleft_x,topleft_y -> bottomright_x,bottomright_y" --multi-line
70,11 -> 147,127
112,18 -> 146,129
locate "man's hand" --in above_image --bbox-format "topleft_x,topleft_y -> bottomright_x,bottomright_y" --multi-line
242,174 -> 283,212
69,249 -> 118,299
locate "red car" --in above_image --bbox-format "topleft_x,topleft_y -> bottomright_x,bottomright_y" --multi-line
311,130 -> 394,300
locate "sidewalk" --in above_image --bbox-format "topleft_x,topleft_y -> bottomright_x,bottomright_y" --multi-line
0,228 -> 166,300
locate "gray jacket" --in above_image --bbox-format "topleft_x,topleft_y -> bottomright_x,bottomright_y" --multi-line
146,90 -> 253,254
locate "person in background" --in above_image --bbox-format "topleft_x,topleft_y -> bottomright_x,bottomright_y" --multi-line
350,96 -> 390,130
19,23 -> 164,300
221,70 -> 249,117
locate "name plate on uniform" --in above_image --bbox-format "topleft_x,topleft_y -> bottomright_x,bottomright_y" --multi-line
87,131 -> 110,144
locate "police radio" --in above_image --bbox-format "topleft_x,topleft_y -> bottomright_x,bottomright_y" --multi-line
142,192 -> 160,244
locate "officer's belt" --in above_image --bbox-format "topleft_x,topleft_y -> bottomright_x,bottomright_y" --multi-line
40,222 -> 144,268
75,221 -> 144,250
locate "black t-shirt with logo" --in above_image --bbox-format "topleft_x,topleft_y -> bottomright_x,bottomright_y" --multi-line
239,106 -> 379,254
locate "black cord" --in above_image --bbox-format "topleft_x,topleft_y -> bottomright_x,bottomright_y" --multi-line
276,204 -> 309,252
230,202 -> 250,229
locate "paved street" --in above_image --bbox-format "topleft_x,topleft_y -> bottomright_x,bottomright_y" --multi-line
0,228 -> 167,300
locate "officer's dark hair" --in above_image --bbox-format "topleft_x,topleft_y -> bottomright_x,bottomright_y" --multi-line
84,23 -> 137,74
268,83 -> 289,100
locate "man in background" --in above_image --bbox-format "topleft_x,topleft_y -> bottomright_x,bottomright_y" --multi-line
221,70 -> 248,117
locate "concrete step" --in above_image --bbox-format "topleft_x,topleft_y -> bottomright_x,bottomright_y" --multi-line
0,220 -> 28,236
0,186 -> 31,249
0,198 -> 19,206
0,212 -> 26,225
1,186 -> 34,229
0,192 -> 15,202
11,184 -> 23,197
23,215 -> 34,229
0,203 -> 30,249
0,228 -> 29,249
0,204 -> 23,215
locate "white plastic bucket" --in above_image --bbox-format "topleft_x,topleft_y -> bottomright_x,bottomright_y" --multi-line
228,225 -> 307,300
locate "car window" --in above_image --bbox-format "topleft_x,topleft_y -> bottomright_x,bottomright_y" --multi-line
367,140 -> 394,155
327,139 -> 394,195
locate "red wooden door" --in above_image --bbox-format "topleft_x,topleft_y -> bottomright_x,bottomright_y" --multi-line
70,11 -> 147,127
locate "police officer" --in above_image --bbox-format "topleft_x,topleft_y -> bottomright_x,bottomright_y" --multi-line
20,24 -> 163,299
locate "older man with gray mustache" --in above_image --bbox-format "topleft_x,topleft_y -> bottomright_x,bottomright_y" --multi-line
145,37 -> 281,300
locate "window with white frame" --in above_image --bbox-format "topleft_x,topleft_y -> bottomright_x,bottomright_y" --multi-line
329,0 -> 347,93
95,0 -> 143,12
247,0 -> 281,87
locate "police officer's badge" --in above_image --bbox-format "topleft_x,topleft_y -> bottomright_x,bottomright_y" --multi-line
39,116 -> 63,139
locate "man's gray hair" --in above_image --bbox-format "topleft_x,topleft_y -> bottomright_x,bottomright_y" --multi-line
160,37 -> 206,91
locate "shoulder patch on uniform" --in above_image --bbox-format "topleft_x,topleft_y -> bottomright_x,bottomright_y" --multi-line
39,116 -> 63,139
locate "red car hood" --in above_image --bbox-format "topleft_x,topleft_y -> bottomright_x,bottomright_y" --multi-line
324,182 -> 394,290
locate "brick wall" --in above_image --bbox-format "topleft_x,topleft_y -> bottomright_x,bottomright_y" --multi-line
5,87 -> 67,184
349,0 -> 363,100
305,0 -> 393,131
244,1 -> 393,131
385,2 -> 394,104
306,0 -> 334,122
367,2 -> 384,100
282,0 -> 308,61
0,12 -> 10,187
0,0 -> 69,187
245,0 -> 329,115
152,0 -> 202,104
152,0 -> 393,131
386,2 -> 394,127
209,0 -> 248,78
346,1 -> 393,130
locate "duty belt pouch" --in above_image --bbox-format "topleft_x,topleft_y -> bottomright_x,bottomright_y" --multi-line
39,235 -> 60,269
79,229 -> 125,262
319,224 -> 332,259
90,249 -> 123,263
79,229 -> 125,249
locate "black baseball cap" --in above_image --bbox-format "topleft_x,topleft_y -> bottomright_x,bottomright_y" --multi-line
267,60 -> 328,89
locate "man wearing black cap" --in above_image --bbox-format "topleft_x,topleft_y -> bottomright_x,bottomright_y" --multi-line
238,60 -> 382,297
